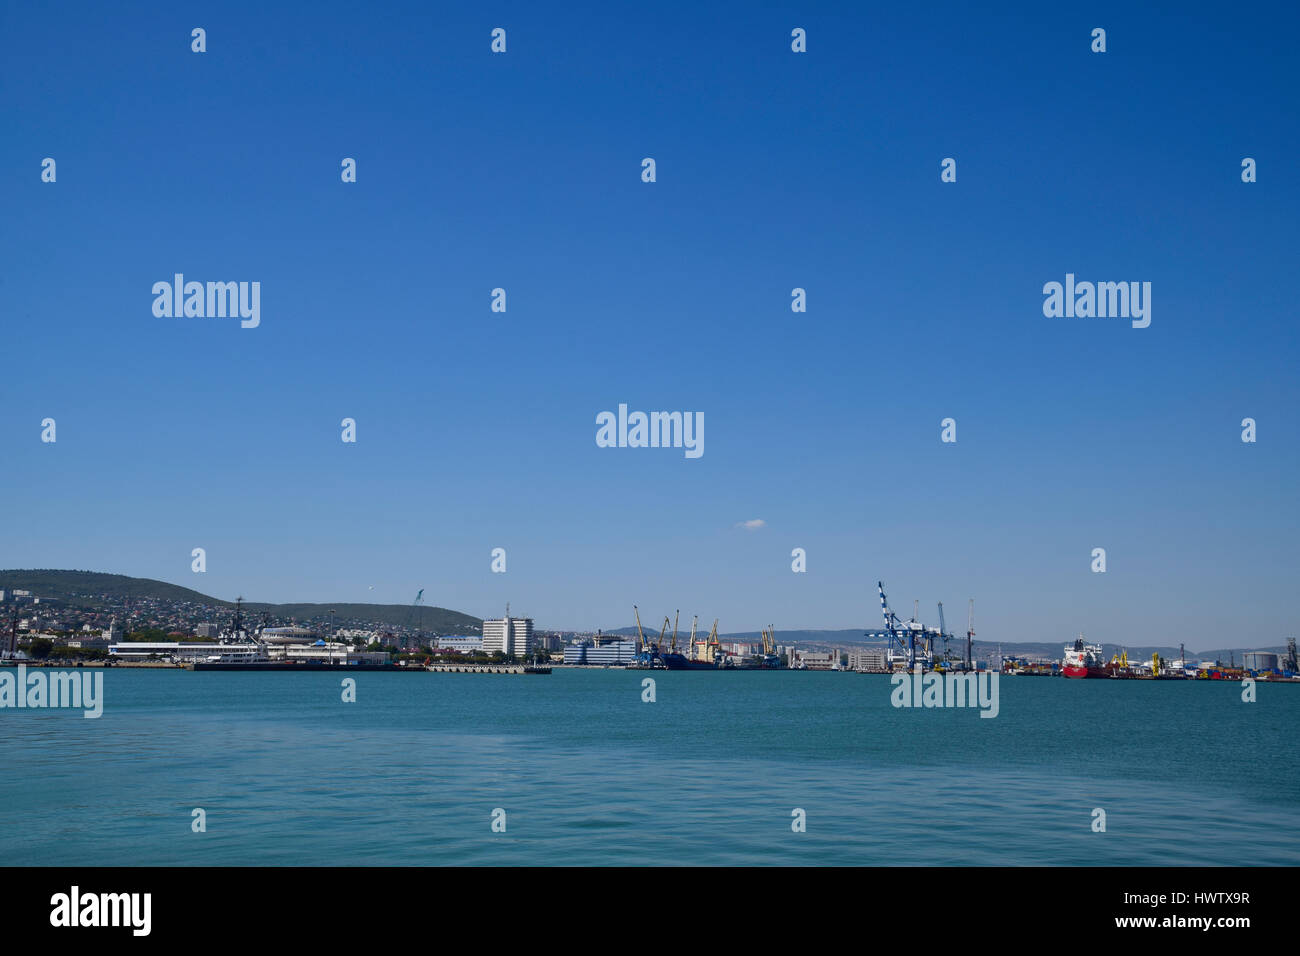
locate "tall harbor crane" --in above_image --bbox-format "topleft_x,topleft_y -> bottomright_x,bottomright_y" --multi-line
4,601 -> 20,659
937,602 -> 950,663
878,581 -> 932,669
408,589 -> 426,645
966,599 -> 975,671
633,605 -> 647,653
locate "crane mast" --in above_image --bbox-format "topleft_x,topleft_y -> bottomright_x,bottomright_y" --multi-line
966,599 -> 975,671
633,605 -> 646,653
4,601 -> 19,658
878,580 -> 922,669
937,602 -> 948,662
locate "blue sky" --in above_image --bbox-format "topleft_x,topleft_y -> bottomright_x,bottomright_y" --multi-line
2,2 -> 1296,649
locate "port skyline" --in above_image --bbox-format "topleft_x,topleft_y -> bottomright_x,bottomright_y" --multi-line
1,567 -> 1289,660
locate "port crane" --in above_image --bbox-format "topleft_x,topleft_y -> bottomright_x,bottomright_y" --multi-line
631,606 -> 662,667
966,599 -> 975,671
408,589 -> 426,645
704,619 -> 720,662
758,624 -> 781,667
936,601 -> 955,667
877,581 -> 933,669
633,605 -> 648,653
3,601 -> 20,659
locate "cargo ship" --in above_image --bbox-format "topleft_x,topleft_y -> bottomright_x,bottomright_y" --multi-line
660,652 -> 723,670
1062,635 -> 1111,678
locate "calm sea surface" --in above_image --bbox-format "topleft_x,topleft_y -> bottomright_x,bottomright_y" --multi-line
2,668 -> 1297,865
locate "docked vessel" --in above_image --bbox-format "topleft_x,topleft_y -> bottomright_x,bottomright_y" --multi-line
660,652 -> 722,670
186,597 -> 394,670
190,659 -> 398,671
1062,635 -> 1110,678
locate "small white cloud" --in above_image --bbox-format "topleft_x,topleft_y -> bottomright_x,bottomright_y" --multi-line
736,519 -> 766,530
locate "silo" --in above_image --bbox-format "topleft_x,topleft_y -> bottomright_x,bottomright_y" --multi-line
1242,651 -> 1279,672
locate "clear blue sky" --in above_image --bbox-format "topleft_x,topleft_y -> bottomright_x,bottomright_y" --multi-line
2,2 -> 1296,650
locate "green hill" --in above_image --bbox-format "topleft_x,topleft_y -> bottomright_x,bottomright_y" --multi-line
2,569 -> 223,605
0,569 -> 482,633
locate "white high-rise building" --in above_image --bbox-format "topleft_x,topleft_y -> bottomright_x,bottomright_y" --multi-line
482,610 -> 533,657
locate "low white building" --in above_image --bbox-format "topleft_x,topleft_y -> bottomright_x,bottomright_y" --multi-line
274,643 -> 387,664
791,649 -> 840,670
437,636 -> 483,653
564,640 -> 637,664
110,642 -> 226,661
847,648 -> 889,672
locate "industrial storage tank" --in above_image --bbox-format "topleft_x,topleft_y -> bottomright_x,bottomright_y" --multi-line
1242,651 -> 1279,672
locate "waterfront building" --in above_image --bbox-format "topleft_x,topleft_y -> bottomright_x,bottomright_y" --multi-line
108,641 -> 388,665
67,637 -> 111,650
110,642 -> 228,661
791,649 -> 839,670
847,648 -> 889,672
482,615 -> 533,657
437,636 -> 484,653
274,643 -> 387,665
261,626 -> 318,644
564,639 -> 637,664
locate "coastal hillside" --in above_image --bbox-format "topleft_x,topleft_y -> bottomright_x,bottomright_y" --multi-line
0,569 -> 483,633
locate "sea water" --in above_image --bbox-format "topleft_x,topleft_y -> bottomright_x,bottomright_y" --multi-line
1,669 -> 1295,865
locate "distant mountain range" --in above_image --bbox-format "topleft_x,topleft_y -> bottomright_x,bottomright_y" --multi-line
0,570 -> 482,633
